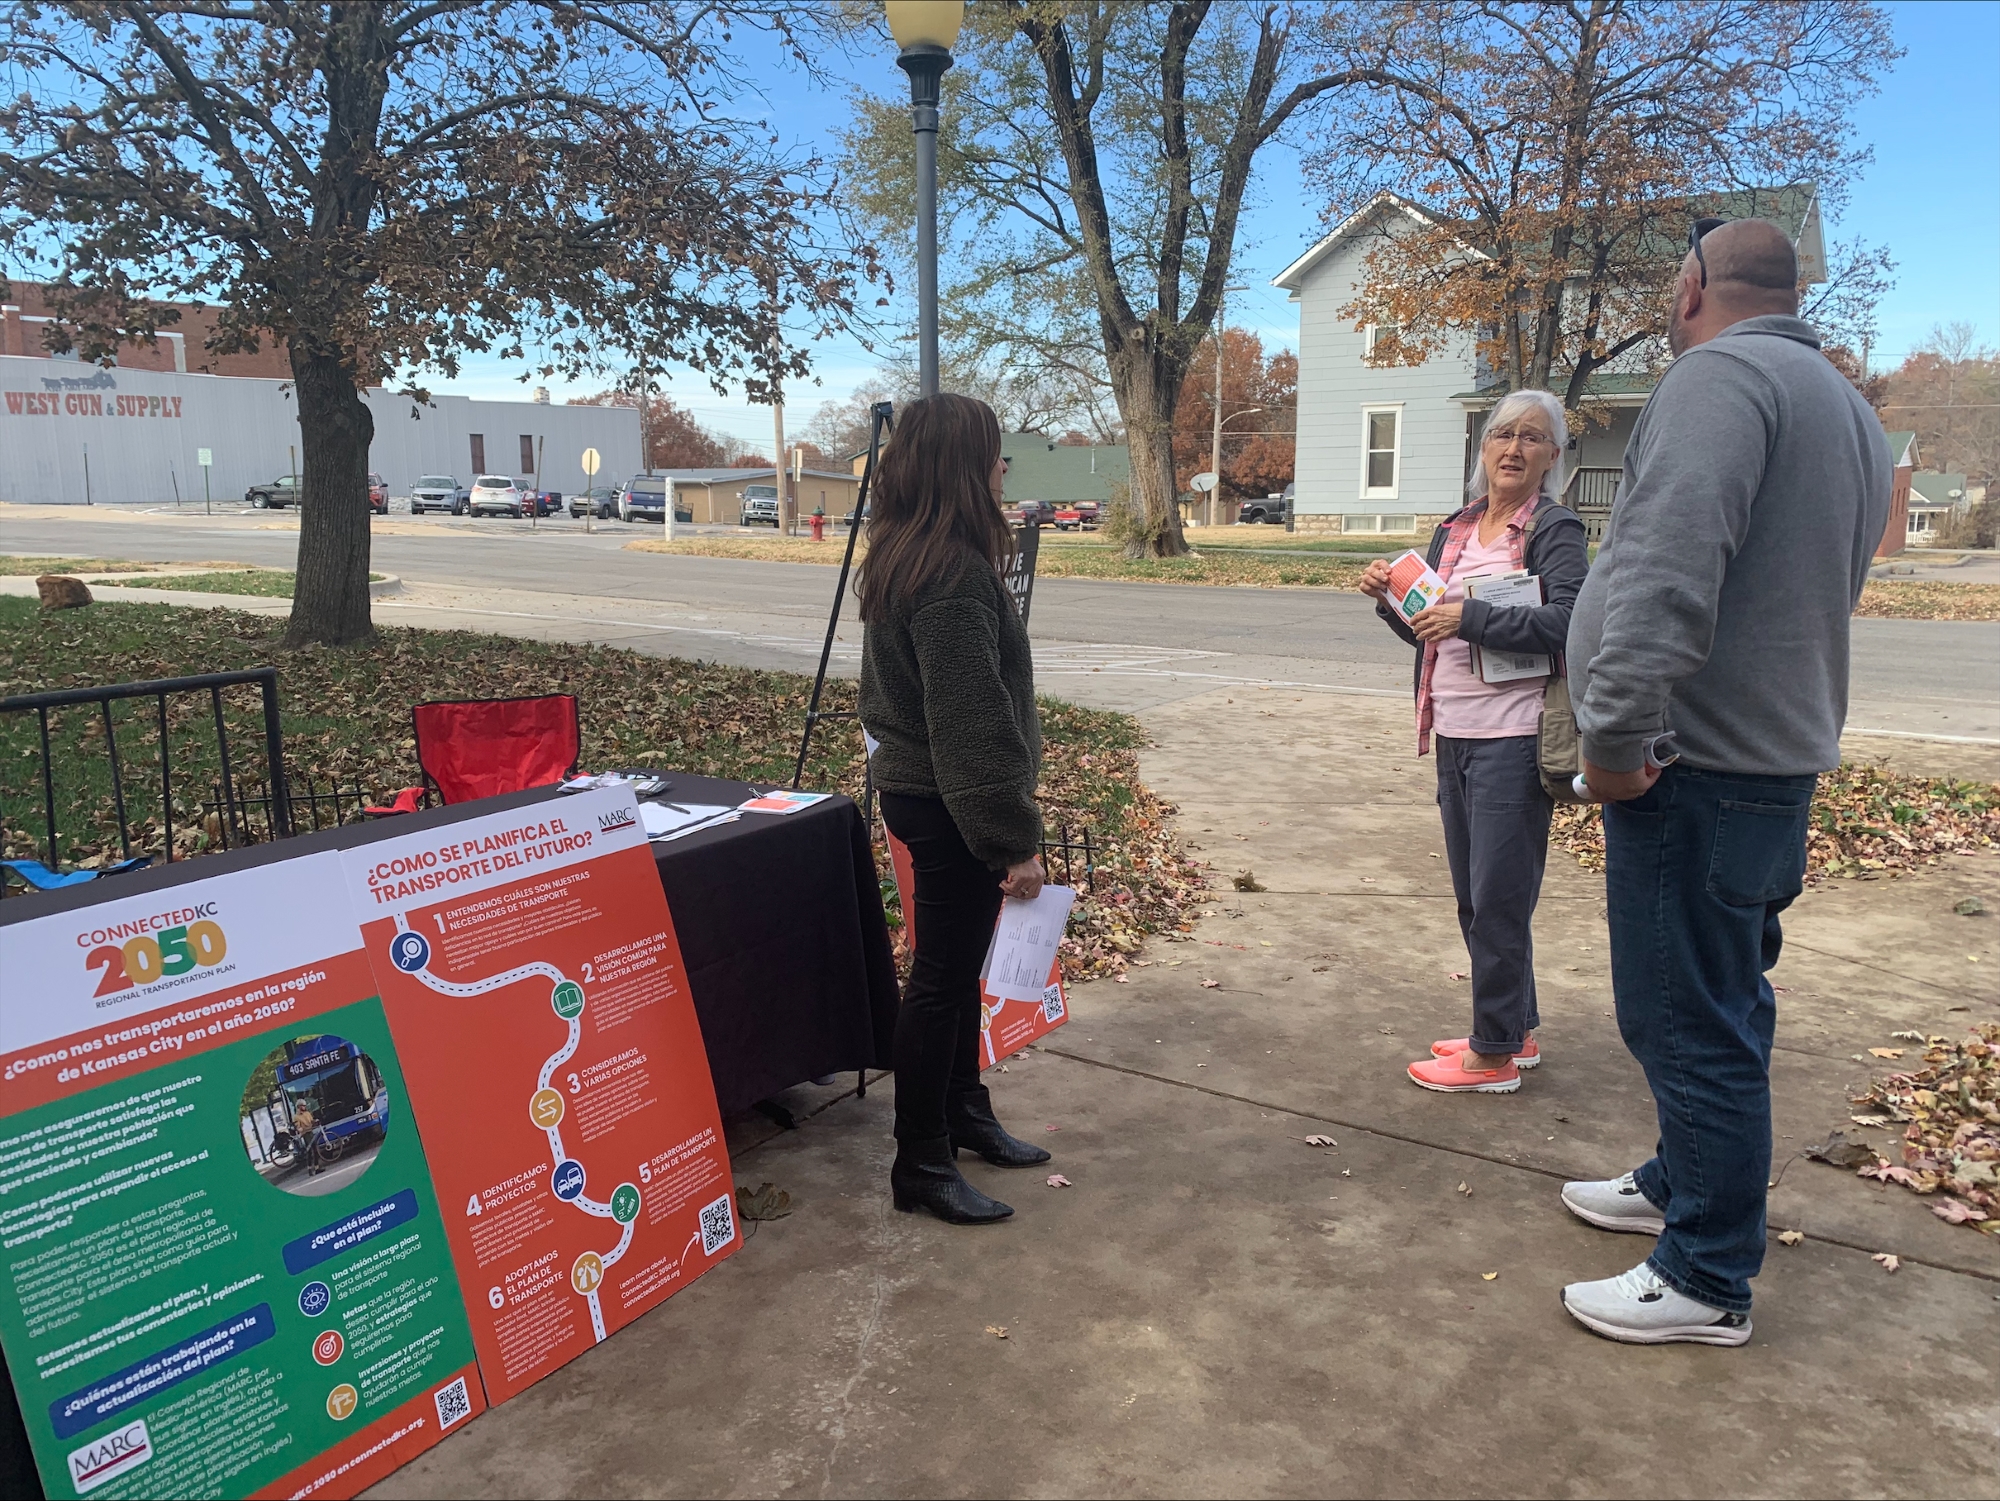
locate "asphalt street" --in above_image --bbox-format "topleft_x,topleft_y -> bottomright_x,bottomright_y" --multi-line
3,503 -> 1994,743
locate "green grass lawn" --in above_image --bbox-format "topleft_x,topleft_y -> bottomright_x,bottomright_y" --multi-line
100,569 -> 383,598
0,555 -> 195,575
0,596 -> 1203,975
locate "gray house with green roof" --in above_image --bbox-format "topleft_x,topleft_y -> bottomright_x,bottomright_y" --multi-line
1273,186 -> 1827,537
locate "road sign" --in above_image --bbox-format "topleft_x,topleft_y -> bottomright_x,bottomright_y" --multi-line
581,447 -> 601,477
197,448 -> 213,468
1189,471 -> 1219,493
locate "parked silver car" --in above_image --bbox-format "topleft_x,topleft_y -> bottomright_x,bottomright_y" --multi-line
409,475 -> 468,514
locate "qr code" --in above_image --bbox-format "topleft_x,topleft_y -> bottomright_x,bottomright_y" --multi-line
1040,983 -> 1066,1023
433,1376 -> 472,1430
699,1193 -> 736,1256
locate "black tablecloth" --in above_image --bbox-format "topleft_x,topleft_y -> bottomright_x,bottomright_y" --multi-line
624,773 -> 899,1113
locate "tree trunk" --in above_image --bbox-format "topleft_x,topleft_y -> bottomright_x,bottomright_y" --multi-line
284,348 -> 376,647
1108,336 -> 1190,558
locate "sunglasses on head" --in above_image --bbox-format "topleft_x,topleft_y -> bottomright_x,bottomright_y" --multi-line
1689,217 -> 1730,287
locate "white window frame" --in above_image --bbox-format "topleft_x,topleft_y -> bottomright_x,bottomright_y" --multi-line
1358,403 -> 1404,500
1363,323 -> 1400,358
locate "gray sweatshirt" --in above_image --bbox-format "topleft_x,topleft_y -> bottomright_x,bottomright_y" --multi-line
1568,315 -> 1890,775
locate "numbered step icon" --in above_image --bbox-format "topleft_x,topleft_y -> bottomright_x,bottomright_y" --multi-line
389,930 -> 431,973
610,1183 -> 641,1224
571,1251 -> 603,1296
529,1087 -> 566,1130
552,1159 -> 586,1201
551,980 -> 585,1020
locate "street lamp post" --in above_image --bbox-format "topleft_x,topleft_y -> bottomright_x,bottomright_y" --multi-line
887,1 -> 963,398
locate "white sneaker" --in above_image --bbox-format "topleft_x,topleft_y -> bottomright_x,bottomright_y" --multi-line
1561,1171 -> 1665,1235
1561,1261 -> 1751,1346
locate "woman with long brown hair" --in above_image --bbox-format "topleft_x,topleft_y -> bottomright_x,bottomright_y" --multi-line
859,393 -> 1049,1225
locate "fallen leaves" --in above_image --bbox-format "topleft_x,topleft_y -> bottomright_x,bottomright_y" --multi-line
1869,1047 -> 1905,1059
1777,1229 -> 1804,1246
1803,1131 -> 1877,1169
1447,971 -> 1468,982
1955,896 -> 1986,916
1853,580 -> 2000,621
735,1182 -> 793,1221
1846,1024 -> 2000,1235
1046,1174 -> 1072,1188
1872,1253 -> 1902,1273
1232,870 -> 1266,892
1,600 -> 1210,985
1303,1134 -> 1337,1148
1551,763 -> 1999,882
1200,979 -> 1221,989
1480,1272 -> 1498,1281
985,1324 -> 1010,1339
1456,1181 -> 1472,1197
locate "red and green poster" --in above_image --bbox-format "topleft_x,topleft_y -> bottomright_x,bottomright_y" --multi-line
0,853 -> 484,1501
339,786 -> 737,1404
883,830 -> 1070,1066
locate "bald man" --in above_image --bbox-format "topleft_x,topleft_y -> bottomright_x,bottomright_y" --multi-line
1560,217 -> 1891,1344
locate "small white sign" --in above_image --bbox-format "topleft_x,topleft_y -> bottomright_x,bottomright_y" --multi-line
196,448 -> 212,467
580,446 -> 601,477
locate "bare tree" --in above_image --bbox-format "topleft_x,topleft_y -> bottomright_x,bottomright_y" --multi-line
844,2 -> 1387,557
1,2 -> 871,643
1301,1 -> 1895,412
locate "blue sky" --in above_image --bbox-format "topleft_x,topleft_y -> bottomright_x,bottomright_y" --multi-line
449,0 -> 2000,447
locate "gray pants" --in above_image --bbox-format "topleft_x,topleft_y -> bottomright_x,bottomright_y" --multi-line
1435,734 -> 1552,1055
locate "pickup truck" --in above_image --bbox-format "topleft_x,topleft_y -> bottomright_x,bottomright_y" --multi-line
1052,501 -> 1099,530
245,474 -> 302,509
1003,500 -> 1057,527
740,484 -> 781,526
1237,493 -> 1290,525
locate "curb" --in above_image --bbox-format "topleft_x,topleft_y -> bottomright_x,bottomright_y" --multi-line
370,574 -> 403,596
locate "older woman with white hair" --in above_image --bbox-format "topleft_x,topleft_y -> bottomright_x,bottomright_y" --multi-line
1360,388 -> 1589,1094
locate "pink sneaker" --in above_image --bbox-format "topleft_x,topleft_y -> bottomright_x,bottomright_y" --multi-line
1407,1052 -> 1521,1093
1431,1035 -> 1540,1069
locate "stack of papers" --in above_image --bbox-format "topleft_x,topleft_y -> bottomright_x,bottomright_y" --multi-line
980,885 -> 1078,1003
638,801 -> 736,839
1464,571 -> 1550,683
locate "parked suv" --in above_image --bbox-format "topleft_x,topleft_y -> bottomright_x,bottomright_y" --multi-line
245,474 -> 301,509
468,475 -> 524,517
568,486 -> 617,520
409,475 -> 468,514
619,475 -> 667,522
368,472 -> 388,514
740,484 -> 781,527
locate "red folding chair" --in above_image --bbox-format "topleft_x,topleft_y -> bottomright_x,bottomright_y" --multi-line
364,694 -> 581,813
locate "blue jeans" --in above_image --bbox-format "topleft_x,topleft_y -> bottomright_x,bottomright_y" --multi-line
1603,764 -> 1816,1313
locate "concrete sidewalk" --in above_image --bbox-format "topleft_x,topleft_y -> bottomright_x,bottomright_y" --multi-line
371,690 -> 1998,1501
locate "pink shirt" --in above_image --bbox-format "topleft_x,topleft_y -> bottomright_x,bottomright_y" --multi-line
1429,520 -> 1546,740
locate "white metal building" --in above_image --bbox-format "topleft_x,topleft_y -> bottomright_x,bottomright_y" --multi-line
0,356 -> 639,507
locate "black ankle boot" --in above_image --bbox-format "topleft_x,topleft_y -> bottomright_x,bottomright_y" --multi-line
947,1085 -> 1052,1168
890,1135 -> 1014,1224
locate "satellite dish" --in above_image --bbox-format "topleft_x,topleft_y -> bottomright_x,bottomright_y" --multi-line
1190,471 -> 1219,493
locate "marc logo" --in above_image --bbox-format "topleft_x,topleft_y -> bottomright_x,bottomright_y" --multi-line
597,808 -> 637,832
68,1419 -> 151,1493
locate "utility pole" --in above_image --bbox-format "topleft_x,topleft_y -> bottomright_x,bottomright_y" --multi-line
636,355 -> 651,476
1208,284 -> 1247,528
773,385 -> 789,536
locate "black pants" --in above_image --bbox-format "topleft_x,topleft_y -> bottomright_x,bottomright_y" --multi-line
880,792 -> 1004,1144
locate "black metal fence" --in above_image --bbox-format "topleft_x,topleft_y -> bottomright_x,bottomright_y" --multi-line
1040,821 -> 1096,893
1,669 -> 290,879
202,772 -> 371,850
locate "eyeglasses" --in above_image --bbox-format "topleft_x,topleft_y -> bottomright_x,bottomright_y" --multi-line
1689,216 -> 1729,287
1483,427 -> 1554,449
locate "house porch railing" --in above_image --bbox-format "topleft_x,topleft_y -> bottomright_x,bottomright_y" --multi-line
1564,467 -> 1622,541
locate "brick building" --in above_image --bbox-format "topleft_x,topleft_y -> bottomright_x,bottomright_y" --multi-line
0,281 -> 291,379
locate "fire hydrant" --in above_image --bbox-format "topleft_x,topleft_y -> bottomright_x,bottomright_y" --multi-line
809,510 -> 826,542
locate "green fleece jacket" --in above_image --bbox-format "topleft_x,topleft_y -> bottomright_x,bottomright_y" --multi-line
859,553 -> 1043,868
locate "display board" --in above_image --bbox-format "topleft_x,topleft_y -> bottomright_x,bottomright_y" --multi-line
339,787 -> 738,1405
0,854 -> 483,1501
883,831 -> 1069,1066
